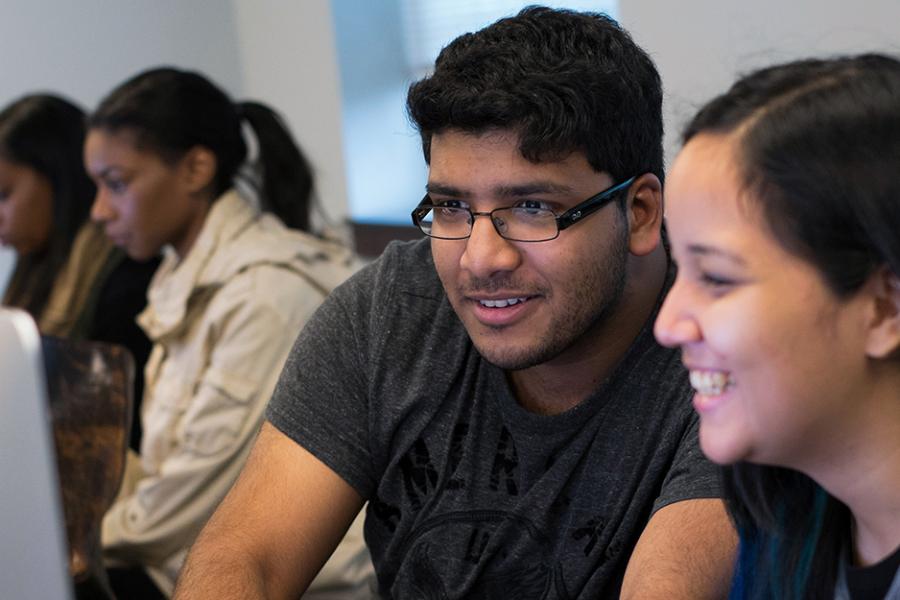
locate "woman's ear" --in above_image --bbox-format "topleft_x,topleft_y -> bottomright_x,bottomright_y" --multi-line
626,173 -> 663,257
180,146 -> 218,194
864,268 -> 900,358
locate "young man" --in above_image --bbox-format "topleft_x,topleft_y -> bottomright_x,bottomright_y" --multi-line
174,8 -> 736,599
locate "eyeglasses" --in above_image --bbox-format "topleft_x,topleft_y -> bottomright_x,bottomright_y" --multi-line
410,176 -> 636,242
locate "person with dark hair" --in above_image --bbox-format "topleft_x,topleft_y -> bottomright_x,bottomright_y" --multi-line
86,67 -> 371,598
174,8 -> 735,599
0,93 -> 158,450
654,54 -> 900,599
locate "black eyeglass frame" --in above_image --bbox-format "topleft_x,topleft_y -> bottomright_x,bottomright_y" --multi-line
410,175 -> 637,242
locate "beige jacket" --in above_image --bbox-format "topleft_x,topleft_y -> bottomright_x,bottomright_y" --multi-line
102,191 -> 373,596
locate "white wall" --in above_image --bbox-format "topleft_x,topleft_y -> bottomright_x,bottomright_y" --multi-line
0,2 -> 244,109
231,0 -> 348,230
0,1 -> 343,292
620,0 -> 900,167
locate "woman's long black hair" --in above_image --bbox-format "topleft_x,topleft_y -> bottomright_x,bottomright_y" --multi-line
0,94 -> 95,317
682,53 -> 900,599
89,67 -> 315,232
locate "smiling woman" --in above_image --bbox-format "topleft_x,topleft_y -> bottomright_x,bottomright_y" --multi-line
654,54 -> 900,599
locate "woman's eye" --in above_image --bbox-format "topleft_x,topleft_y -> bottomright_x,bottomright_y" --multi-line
105,179 -> 126,193
700,272 -> 736,289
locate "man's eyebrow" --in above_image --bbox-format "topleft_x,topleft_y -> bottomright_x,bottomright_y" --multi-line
425,182 -> 467,197
686,243 -> 748,266
424,181 -> 573,198
494,182 -> 573,197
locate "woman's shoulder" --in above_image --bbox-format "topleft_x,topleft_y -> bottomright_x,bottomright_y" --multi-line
202,194 -> 359,293
39,222 -> 117,337
201,234 -> 354,326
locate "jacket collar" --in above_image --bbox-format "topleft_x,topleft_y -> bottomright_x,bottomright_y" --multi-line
138,190 -> 256,339
138,189 -> 358,341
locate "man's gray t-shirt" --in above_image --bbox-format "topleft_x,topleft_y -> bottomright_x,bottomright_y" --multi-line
267,239 -> 719,599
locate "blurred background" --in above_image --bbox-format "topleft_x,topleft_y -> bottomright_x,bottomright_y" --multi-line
1,0 -> 899,289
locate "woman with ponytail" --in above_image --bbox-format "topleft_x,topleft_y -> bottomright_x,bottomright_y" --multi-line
87,67 -> 371,598
654,54 -> 900,599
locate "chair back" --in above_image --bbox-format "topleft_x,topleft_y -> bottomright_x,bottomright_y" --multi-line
42,335 -> 134,600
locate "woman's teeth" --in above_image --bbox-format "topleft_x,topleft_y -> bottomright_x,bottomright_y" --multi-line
689,370 -> 734,396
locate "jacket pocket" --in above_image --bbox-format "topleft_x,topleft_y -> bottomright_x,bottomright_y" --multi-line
142,375 -> 194,467
179,366 -> 259,457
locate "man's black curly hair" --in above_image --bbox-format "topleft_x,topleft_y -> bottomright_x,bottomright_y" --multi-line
406,5 -> 663,183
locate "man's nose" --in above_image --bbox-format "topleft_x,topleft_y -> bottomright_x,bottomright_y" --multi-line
459,214 -> 521,279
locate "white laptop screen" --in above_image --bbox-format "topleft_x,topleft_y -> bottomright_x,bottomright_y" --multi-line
0,308 -> 73,599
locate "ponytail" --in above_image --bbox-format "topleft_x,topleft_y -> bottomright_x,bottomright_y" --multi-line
236,102 -> 313,232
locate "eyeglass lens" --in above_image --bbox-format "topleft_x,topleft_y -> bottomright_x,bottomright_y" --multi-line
418,206 -> 557,241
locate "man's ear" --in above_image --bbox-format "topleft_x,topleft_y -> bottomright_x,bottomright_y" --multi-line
625,173 -> 663,257
864,267 -> 900,359
179,146 -> 218,194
